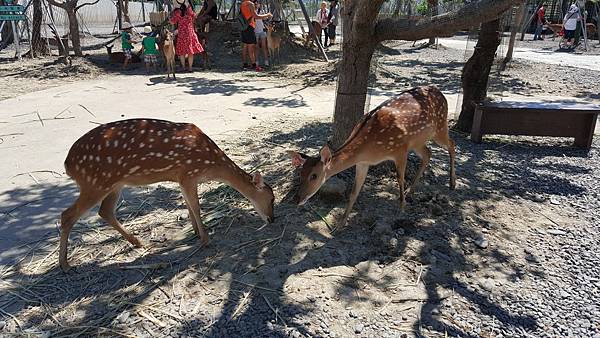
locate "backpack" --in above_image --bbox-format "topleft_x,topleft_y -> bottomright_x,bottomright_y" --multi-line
238,5 -> 250,31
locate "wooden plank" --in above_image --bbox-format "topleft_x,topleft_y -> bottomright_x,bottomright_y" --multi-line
479,109 -> 592,138
483,101 -> 600,112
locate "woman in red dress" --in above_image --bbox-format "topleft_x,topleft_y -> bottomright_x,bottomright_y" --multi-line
170,1 -> 204,72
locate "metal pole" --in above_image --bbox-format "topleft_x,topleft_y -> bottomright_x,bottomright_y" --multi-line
141,0 -> 146,22
297,0 -> 328,61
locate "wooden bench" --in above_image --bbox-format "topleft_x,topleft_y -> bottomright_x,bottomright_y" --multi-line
471,100 -> 599,150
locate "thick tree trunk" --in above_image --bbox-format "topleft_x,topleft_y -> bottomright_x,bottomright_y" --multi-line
123,0 -> 131,23
455,19 -> 501,132
66,6 -> 82,56
267,0 -> 283,21
30,0 -> 49,56
331,43 -> 376,148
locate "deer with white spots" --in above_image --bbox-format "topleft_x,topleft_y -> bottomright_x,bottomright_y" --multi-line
288,86 -> 456,227
59,119 -> 275,271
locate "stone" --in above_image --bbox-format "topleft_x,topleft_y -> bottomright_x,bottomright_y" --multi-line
547,229 -> 567,236
475,237 -> 489,249
116,311 -> 130,323
354,324 -> 364,334
0,321 -> 5,330
318,177 -> 347,198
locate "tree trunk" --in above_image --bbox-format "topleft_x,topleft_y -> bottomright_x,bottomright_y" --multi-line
455,19 -> 501,132
427,0 -> 438,44
331,4 -> 377,148
65,5 -> 82,56
267,0 -> 283,21
30,0 -> 48,56
123,0 -> 131,23
502,3 -> 525,67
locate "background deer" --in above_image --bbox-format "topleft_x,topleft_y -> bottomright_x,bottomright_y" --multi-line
59,118 -> 275,271
266,24 -> 282,65
161,31 -> 176,80
288,86 -> 456,227
304,21 -> 322,48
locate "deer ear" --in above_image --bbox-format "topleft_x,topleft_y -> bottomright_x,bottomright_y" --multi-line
287,150 -> 307,168
252,172 -> 265,189
320,145 -> 332,166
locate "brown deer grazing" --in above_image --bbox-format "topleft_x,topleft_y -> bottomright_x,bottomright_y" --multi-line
266,24 -> 282,65
59,119 -> 275,271
288,86 -> 456,227
106,44 -> 141,64
162,31 -> 176,80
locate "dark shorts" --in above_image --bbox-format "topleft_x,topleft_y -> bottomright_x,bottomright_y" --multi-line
241,26 -> 257,44
564,29 -> 575,39
328,24 -> 336,38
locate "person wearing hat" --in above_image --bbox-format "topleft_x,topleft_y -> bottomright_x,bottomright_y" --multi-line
170,0 -> 204,72
121,22 -> 135,70
140,26 -> 159,73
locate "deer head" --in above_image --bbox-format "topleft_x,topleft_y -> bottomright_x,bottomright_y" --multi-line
287,145 -> 332,205
248,172 -> 275,223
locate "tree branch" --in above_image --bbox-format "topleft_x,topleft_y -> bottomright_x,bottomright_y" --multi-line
47,0 -> 67,9
374,0 -> 523,42
75,0 -> 100,11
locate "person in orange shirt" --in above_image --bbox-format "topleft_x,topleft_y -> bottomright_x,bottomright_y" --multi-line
240,0 -> 272,71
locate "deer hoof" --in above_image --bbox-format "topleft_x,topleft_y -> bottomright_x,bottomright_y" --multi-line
129,236 -> 143,248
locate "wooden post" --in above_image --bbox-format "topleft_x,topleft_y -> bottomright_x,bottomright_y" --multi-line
297,0 -> 328,62
141,0 -> 146,22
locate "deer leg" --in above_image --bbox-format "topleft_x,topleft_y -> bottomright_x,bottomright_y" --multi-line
394,147 -> 409,210
339,164 -> 369,228
179,181 -> 209,245
98,188 -> 142,248
406,144 -> 431,195
433,130 -> 456,190
59,190 -> 106,272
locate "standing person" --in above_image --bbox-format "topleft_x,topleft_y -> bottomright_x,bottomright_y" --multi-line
327,0 -> 338,46
534,3 -> 546,41
563,4 -> 582,47
170,0 -> 204,72
140,26 -> 159,73
239,0 -> 273,71
254,0 -> 269,68
198,0 -> 217,33
316,1 -> 329,47
121,22 -> 135,70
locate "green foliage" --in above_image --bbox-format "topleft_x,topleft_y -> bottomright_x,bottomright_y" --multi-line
416,1 -> 428,15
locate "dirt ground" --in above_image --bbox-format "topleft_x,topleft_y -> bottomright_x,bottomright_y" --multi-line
1,30 -> 600,338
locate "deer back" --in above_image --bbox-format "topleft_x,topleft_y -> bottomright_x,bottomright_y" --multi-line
64,119 -> 230,191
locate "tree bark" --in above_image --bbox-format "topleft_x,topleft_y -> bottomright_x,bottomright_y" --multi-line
503,3 -> 525,67
65,4 -> 82,56
427,0 -> 438,44
123,0 -> 131,23
455,18 -> 501,132
30,0 -> 49,56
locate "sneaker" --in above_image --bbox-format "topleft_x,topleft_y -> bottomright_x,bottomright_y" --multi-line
255,65 -> 263,72
242,63 -> 251,70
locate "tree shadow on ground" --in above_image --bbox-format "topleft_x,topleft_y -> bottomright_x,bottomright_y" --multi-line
0,120 -> 593,337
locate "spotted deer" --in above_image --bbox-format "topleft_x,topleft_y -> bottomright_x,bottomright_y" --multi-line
288,86 -> 456,227
59,119 -> 275,271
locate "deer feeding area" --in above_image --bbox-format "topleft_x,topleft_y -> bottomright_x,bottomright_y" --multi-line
2,13 -> 600,338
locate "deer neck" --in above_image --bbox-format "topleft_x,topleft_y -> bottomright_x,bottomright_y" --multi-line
325,148 -> 361,179
211,161 -> 258,201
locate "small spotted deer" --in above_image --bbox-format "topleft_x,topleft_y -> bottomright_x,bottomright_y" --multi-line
288,86 -> 456,227
59,119 -> 275,271
162,31 -> 176,80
